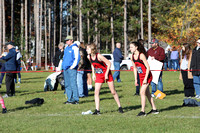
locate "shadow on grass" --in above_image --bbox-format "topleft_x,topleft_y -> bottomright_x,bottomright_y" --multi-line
164,89 -> 184,96
87,89 -> 122,97
159,105 -> 183,112
19,91 -> 44,96
21,81 -> 44,83
80,96 -> 123,104
8,104 -> 43,112
23,77 -> 45,80
123,105 -> 141,112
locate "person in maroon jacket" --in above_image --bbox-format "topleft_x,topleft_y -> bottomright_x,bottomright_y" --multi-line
147,39 -> 165,97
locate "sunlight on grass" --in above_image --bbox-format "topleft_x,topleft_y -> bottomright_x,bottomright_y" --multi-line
0,71 -> 200,132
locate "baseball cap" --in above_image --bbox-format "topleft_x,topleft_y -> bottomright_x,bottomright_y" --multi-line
64,36 -> 73,41
5,41 -> 15,46
150,39 -> 159,44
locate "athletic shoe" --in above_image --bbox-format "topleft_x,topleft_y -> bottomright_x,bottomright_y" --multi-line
92,109 -> 100,115
195,95 -> 200,99
151,94 -> 155,98
3,94 -> 9,98
2,108 -> 7,114
72,101 -> 79,104
134,93 -> 139,96
118,107 -> 124,113
147,109 -> 159,115
137,111 -> 146,116
64,101 -> 73,104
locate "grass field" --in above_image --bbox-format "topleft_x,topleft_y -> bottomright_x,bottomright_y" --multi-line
0,71 -> 200,133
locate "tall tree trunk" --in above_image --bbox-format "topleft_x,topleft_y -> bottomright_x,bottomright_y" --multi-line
11,0 -> 14,41
60,0 -> 63,43
53,0 -> 56,57
79,0 -> 83,42
66,12 -> 69,36
2,0 -> 5,47
39,0 -> 43,68
140,0 -> 143,39
76,0 -> 79,41
87,10 -> 90,44
25,0 -> 28,60
0,0 -> 2,52
35,0 -> 40,66
29,0 -> 32,57
148,0 -> 151,49
70,0 -> 73,36
111,0 -> 114,52
124,0 -> 127,58
48,0 -> 52,65
44,0 -> 48,70
21,0 -> 24,52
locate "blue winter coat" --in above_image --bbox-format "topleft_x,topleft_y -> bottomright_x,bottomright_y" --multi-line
1,48 -> 17,71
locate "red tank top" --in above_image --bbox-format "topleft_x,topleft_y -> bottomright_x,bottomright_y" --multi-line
132,53 -> 152,84
90,53 -> 107,74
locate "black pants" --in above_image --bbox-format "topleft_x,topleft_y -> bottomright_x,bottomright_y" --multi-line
5,71 -> 15,96
181,70 -> 195,97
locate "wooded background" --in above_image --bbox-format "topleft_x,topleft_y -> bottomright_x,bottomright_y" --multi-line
0,0 -> 199,69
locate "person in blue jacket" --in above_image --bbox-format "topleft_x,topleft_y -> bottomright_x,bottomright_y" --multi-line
0,42 -> 16,97
113,43 -> 123,82
62,36 -> 80,104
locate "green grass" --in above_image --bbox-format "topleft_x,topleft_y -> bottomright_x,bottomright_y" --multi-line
0,71 -> 200,133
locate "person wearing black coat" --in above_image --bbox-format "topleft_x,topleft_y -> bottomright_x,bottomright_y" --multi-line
190,39 -> 200,99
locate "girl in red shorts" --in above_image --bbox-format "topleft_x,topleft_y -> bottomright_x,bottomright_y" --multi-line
86,43 -> 123,115
130,42 -> 158,116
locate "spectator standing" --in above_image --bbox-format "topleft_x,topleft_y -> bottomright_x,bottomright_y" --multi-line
113,43 -> 123,82
0,47 -> 8,88
27,57 -> 33,70
167,48 -> 172,70
190,38 -> 200,99
147,39 -> 165,97
62,36 -> 80,104
170,46 -> 179,70
0,42 -> 17,98
53,42 -> 64,90
130,42 -> 158,116
15,46 -> 22,83
77,42 -> 88,98
180,43 -> 194,98
53,42 -> 64,71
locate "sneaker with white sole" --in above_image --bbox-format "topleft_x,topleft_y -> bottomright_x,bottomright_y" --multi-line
195,95 -> 200,99
147,109 -> 159,115
151,94 -> 155,98
137,111 -> 146,116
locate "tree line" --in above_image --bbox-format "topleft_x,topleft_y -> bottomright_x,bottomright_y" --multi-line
0,0 -> 199,69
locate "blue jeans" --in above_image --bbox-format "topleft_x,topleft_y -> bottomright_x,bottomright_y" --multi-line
164,62 -> 168,70
63,69 -> 79,102
151,72 -> 163,94
193,75 -> 200,96
168,60 -> 172,69
171,59 -> 178,70
77,71 -> 88,97
113,62 -> 121,82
